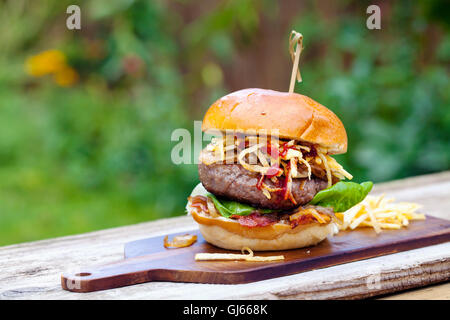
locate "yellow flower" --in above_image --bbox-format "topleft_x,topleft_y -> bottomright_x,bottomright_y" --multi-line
25,50 -> 67,76
53,66 -> 79,87
25,49 -> 79,86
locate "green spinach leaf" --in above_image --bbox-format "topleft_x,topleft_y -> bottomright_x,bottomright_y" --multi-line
207,193 -> 275,218
308,181 -> 373,212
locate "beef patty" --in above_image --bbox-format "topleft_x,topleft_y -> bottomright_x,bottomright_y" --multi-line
198,162 -> 328,210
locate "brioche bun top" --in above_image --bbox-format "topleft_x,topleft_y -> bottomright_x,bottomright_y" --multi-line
202,88 -> 347,154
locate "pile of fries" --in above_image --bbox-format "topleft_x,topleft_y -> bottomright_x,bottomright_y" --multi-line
335,194 -> 426,233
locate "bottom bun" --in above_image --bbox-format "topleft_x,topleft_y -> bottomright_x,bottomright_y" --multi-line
188,183 -> 336,251
198,222 -> 335,251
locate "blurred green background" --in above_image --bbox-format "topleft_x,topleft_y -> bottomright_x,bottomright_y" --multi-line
0,0 -> 449,245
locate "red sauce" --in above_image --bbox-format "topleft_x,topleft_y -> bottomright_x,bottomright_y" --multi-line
279,143 -> 296,158
281,165 -> 291,201
262,143 -> 279,160
256,174 -> 264,190
265,165 -> 283,178
256,166 -> 282,190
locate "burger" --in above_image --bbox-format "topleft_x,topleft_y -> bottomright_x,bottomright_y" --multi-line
186,88 -> 372,251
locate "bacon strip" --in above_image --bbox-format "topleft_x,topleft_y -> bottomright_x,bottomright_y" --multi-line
231,212 -> 277,228
188,195 -> 209,213
290,214 -> 315,229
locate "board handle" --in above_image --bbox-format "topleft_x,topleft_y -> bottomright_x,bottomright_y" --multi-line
61,256 -> 165,292
61,245 -> 206,292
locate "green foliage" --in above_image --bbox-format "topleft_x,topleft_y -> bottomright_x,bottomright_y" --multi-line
288,1 -> 450,182
0,0 -> 448,245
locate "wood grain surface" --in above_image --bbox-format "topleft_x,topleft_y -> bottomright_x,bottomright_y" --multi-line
61,216 -> 450,292
1,171 -> 450,299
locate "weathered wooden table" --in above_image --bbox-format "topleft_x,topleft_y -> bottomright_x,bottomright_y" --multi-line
1,172 -> 449,300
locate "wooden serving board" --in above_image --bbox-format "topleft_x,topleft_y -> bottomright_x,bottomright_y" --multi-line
61,215 -> 450,292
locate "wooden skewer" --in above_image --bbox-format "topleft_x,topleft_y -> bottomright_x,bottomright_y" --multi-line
289,31 -> 304,93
